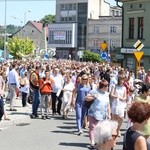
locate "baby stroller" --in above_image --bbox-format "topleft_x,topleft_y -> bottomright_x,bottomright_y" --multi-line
28,88 -> 33,104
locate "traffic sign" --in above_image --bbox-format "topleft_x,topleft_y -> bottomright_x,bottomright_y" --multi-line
44,53 -> 49,59
133,51 -> 144,62
100,42 -> 108,51
100,52 -> 108,60
134,40 -> 144,51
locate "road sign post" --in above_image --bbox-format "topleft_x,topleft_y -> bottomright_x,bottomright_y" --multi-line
133,40 -> 144,77
100,41 -> 108,51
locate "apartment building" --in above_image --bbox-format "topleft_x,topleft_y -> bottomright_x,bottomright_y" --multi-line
119,0 -> 150,71
86,16 -> 122,57
48,0 -> 122,59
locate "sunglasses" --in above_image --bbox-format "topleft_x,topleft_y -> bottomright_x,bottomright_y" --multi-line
82,78 -> 88,80
112,134 -> 118,140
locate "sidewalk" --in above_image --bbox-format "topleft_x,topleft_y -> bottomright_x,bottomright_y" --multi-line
0,96 -> 31,129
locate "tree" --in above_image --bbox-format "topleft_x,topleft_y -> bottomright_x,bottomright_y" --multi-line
0,25 -> 21,35
7,37 -> 35,59
0,37 -> 4,50
83,50 -> 102,62
40,14 -> 55,26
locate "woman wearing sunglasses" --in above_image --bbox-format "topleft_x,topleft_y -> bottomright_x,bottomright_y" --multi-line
72,74 -> 91,135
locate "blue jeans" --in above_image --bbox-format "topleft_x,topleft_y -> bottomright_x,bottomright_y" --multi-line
32,90 -> 40,116
75,103 -> 87,132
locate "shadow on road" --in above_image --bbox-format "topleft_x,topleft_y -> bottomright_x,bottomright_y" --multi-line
59,142 -> 89,148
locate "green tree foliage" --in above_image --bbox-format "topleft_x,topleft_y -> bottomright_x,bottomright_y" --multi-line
83,50 -> 102,62
0,37 -> 4,50
7,37 -> 34,59
40,14 -> 55,26
0,25 -> 21,35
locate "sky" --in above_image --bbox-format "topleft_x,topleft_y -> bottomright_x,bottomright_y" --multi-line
0,0 -> 116,26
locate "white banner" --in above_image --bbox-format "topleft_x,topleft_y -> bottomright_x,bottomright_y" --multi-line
54,31 -> 66,40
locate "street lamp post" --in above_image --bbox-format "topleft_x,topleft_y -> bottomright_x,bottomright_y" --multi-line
24,10 -> 31,25
115,26 -> 122,47
108,20 -> 111,57
11,16 -> 23,37
4,0 -> 7,60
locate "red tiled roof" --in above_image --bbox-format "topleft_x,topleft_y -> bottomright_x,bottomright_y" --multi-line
31,21 -> 48,36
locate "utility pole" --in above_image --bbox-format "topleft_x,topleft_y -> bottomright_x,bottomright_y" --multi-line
4,0 -> 7,60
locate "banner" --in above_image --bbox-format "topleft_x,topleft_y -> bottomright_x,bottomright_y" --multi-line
53,31 -> 66,40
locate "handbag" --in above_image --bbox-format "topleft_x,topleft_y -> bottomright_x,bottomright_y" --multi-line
84,100 -> 94,109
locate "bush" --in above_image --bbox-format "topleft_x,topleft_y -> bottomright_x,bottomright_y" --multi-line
83,50 -> 102,62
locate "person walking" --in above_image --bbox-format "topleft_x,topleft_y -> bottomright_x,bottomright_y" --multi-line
39,70 -> 53,119
72,74 -> 91,135
123,102 -> 150,150
8,63 -> 20,111
20,72 -> 30,107
62,75 -> 75,119
135,84 -> 150,139
30,66 -> 40,119
50,68 -> 64,115
94,120 -> 118,150
110,76 -> 127,136
0,71 -> 5,121
85,79 -> 111,148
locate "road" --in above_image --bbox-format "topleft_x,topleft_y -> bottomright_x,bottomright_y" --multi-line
0,112 -> 125,150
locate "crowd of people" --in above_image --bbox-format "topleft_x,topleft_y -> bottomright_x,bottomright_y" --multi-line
0,58 -> 150,150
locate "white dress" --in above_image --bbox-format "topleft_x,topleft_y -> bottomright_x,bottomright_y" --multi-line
111,85 -> 126,118
62,82 -> 75,110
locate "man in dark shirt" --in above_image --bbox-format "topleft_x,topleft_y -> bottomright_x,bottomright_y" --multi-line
30,66 -> 40,119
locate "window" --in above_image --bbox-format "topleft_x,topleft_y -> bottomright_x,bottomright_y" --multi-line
139,4 -> 142,8
61,17 -> 68,22
93,39 -> 98,47
116,11 -> 119,16
61,4 -> 65,10
138,17 -> 144,39
69,16 -> 76,22
130,5 -> 133,9
110,40 -> 115,48
69,4 -> 76,10
61,4 -> 68,10
129,18 -> 134,39
110,26 -> 116,33
111,10 -> 115,16
94,26 -> 99,33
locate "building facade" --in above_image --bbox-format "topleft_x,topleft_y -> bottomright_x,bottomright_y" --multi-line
12,21 -> 48,55
119,0 -> 150,71
48,0 -> 114,59
86,16 -> 122,58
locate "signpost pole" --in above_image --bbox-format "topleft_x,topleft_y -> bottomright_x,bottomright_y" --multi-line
136,60 -> 140,78
133,40 -> 144,78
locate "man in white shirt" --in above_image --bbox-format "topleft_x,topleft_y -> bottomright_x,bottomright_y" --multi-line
8,63 -> 20,111
50,68 -> 64,115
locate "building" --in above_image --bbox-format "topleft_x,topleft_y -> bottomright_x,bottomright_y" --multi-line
12,21 -> 48,55
86,16 -> 122,60
48,0 -> 119,59
118,0 -> 150,72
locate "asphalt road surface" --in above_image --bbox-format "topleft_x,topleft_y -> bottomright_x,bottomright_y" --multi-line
0,113 -> 125,150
